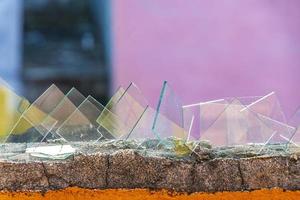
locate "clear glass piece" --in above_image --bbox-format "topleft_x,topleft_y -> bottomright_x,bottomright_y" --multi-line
240,92 -> 286,123
183,99 -> 229,141
44,87 -> 86,140
26,144 -> 75,160
152,81 -> 190,141
5,116 -> 57,143
200,98 -> 292,148
97,83 -> 148,139
105,86 -> 126,110
56,96 -> 104,142
257,114 -> 295,145
126,106 -> 156,140
288,129 -> 300,146
0,84 -> 30,142
5,85 -> 63,143
284,107 -> 300,146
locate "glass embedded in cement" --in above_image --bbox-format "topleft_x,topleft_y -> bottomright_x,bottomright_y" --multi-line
288,128 -> 300,146
97,83 -> 148,139
289,106 -> 300,128
126,106 -> 156,140
26,144 -> 76,160
56,96 -> 104,142
256,114 -> 295,145
183,99 -> 229,141
152,81 -> 189,141
0,84 -> 31,142
42,87 -> 86,140
200,98 -> 294,148
281,107 -> 300,146
201,99 -> 250,146
5,85 -> 63,143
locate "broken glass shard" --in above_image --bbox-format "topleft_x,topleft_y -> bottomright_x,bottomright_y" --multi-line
5,85 -> 64,143
240,92 -> 286,123
152,81 -> 189,141
56,96 -> 104,142
256,114 -> 295,146
199,98 -> 294,149
283,107 -> 300,147
26,144 -> 75,160
183,99 -> 229,141
97,83 -> 148,139
126,106 -> 156,141
288,128 -> 300,147
105,86 -> 126,110
0,84 -> 30,142
43,87 -> 86,140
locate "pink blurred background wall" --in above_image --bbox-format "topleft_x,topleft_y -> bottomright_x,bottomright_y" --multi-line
111,0 -> 300,117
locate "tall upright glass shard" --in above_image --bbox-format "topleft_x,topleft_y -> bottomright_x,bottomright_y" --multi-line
152,81 -> 189,141
0,83 -> 30,142
56,96 -> 104,142
97,83 -> 148,139
5,85 -> 63,143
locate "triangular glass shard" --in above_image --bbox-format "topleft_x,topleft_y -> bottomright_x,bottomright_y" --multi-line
152,81 -> 190,141
256,114 -> 295,146
43,87 -> 86,140
288,129 -> 300,146
287,107 -> 300,146
200,99 -> 244,147
126,106 -> 156,141
95,86 -> 127,139
236,95 -> 264,104
183,99 -> 229,141
200,98 -> 294,149
97,83 -> 148,139
5,116 -> 57,143
200,99 -> 267,147
4,85 -> 64,143
105,86 -> 126,110
288,106 -> 300,128
56,96 -> 104,142
240,92 -> 286,123
0,83 -> 30,142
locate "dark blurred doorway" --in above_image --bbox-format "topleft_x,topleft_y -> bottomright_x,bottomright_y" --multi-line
22,0 -> 111,104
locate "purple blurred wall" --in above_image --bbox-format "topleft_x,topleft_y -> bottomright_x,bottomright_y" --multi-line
111,0 -> 300,117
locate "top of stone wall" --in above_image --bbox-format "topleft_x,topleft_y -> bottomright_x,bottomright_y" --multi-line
0,140 -> 299,193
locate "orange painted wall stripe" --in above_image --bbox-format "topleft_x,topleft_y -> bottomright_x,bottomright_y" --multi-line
0,188 -> 299,200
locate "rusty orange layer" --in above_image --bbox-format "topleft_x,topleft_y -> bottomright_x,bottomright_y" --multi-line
0,188 -> 299,200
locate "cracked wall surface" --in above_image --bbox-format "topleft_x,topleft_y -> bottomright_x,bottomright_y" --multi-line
0,142 -> 299,193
